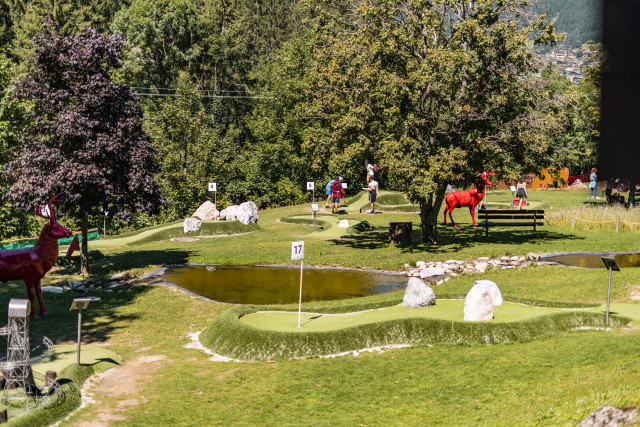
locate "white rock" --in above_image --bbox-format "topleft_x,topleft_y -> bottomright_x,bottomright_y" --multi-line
475,262 -> 488,273
192,200 -> 219,221
527,253 -> 540,261
500,256 -> 510,261
419,265 -> 445,278
416,261 -> 427,269
236,201 -> 259,225
220,205 -> 238,221
477,257 -> 490,261
183,217 -> 202,233
402,278 -> 436,308
339,219 -> 350,228
444,260 -> 457,264
473,280 -> 503,305
109,272 -> 132,281
41,286 -> 64,294
518,256 -> 525,262
464,285 -> 494,321
510,256 -> 519,261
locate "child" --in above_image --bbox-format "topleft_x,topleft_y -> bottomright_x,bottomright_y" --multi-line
368,177 -> 379,214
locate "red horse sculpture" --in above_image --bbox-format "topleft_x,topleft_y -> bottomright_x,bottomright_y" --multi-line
443,170 -> 495,226
0,196 -> 72,317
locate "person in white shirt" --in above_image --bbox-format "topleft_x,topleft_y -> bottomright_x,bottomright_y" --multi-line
365,160 -> 375,184
368,178 -> 379,214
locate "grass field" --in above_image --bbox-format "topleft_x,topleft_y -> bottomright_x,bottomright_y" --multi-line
3,187 -> 640,425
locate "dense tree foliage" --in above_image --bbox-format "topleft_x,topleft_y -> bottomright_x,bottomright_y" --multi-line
3,26 -> 162,273
303,0 -> 564,243
0,0 -> 601,247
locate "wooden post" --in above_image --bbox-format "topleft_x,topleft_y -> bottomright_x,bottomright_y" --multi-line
389,222 -> 412,244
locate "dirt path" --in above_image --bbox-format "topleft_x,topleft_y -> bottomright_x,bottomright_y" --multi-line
70,354 -> 169,426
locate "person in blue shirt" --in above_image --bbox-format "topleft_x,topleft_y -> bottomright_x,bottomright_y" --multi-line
325,177 -> 337,208
589,168 -> 600,199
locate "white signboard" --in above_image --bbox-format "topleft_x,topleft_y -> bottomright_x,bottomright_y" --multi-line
342,183 -> 348,189
291,241 -> 304,261
306,181 -> 315,190
208,182 -> 217,192
311,204 -> 319,212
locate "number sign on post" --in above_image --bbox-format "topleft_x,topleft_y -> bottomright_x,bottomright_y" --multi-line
208,182 -> 218,220
307,181 -> 315,203
291,241 -> 304,261
291,241 -> 305,328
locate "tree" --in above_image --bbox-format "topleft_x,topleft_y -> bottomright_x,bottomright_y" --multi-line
4,25 -> 162,274
303,0 -> 561,243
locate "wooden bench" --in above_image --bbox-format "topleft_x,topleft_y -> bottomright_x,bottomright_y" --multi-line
478,209 -> 544,237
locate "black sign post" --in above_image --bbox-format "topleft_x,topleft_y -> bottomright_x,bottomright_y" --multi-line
601,257 -> 620,324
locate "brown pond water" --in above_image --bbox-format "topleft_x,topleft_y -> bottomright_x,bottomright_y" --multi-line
160,265 -> 407,305
543,253 -> 640,269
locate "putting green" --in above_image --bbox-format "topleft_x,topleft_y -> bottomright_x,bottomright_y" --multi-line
241,301 -> 640,332
32,344 -> 120,384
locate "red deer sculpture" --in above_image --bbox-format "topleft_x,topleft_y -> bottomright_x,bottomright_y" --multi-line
0,196 -> 72,317
443,170 -> 495,226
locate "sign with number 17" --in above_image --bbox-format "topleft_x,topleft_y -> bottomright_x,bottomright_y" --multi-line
291,241 -> 304,261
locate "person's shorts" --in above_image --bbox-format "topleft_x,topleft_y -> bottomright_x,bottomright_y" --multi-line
516,188 -> 526,198
589,181 -> 596,189
332,196 -> 341,203
326,190 -> 331,196
369,192 -> 377,203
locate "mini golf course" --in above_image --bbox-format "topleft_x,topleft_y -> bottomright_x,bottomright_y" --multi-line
199,291 -> 639,361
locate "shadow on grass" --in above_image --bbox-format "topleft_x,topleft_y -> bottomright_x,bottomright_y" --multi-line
0,249 -> 193,345
0,283 -> 153,344
53,249 -> 194,278
331,224 -> 583,253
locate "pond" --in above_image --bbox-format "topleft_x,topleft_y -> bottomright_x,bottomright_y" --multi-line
160,265 -> 407,305
541,252 -> 640,269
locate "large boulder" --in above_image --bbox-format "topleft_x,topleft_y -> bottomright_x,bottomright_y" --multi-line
183,217 -> 202,233
402,278 -> 436,308
473,280 -> 503,306
577,407 -> 639,427
193,200 -> 219,221
220,205 -> 238,221
464,284 -> 494,321
236,201 -> 259,225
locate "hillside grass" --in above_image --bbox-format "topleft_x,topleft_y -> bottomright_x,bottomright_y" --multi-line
10,187 -> 640,425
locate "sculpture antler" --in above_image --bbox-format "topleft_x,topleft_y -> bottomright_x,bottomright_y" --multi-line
484,169 -> 496,176
35,194 -> 59,222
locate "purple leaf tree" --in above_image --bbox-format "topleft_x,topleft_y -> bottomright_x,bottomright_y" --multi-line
4,24 -> 163,275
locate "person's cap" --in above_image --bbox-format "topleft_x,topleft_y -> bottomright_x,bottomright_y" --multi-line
339,176 -> 343,181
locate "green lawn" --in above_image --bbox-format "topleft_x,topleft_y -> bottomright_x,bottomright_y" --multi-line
3,187 -> 640,425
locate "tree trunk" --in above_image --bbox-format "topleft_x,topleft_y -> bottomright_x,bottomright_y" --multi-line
630,181 -> 636,207
418,188 -> 447,244
80,213 -> 89,276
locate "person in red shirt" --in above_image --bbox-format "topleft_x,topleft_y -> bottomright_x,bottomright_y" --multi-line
331,176 -> 345,214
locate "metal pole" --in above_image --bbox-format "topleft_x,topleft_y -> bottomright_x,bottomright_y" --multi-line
297,260 -> 303,328
313,211 -> 316,232
215,191 -> 217,221
606,266 -> 612,324
77,308 -> 82,365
